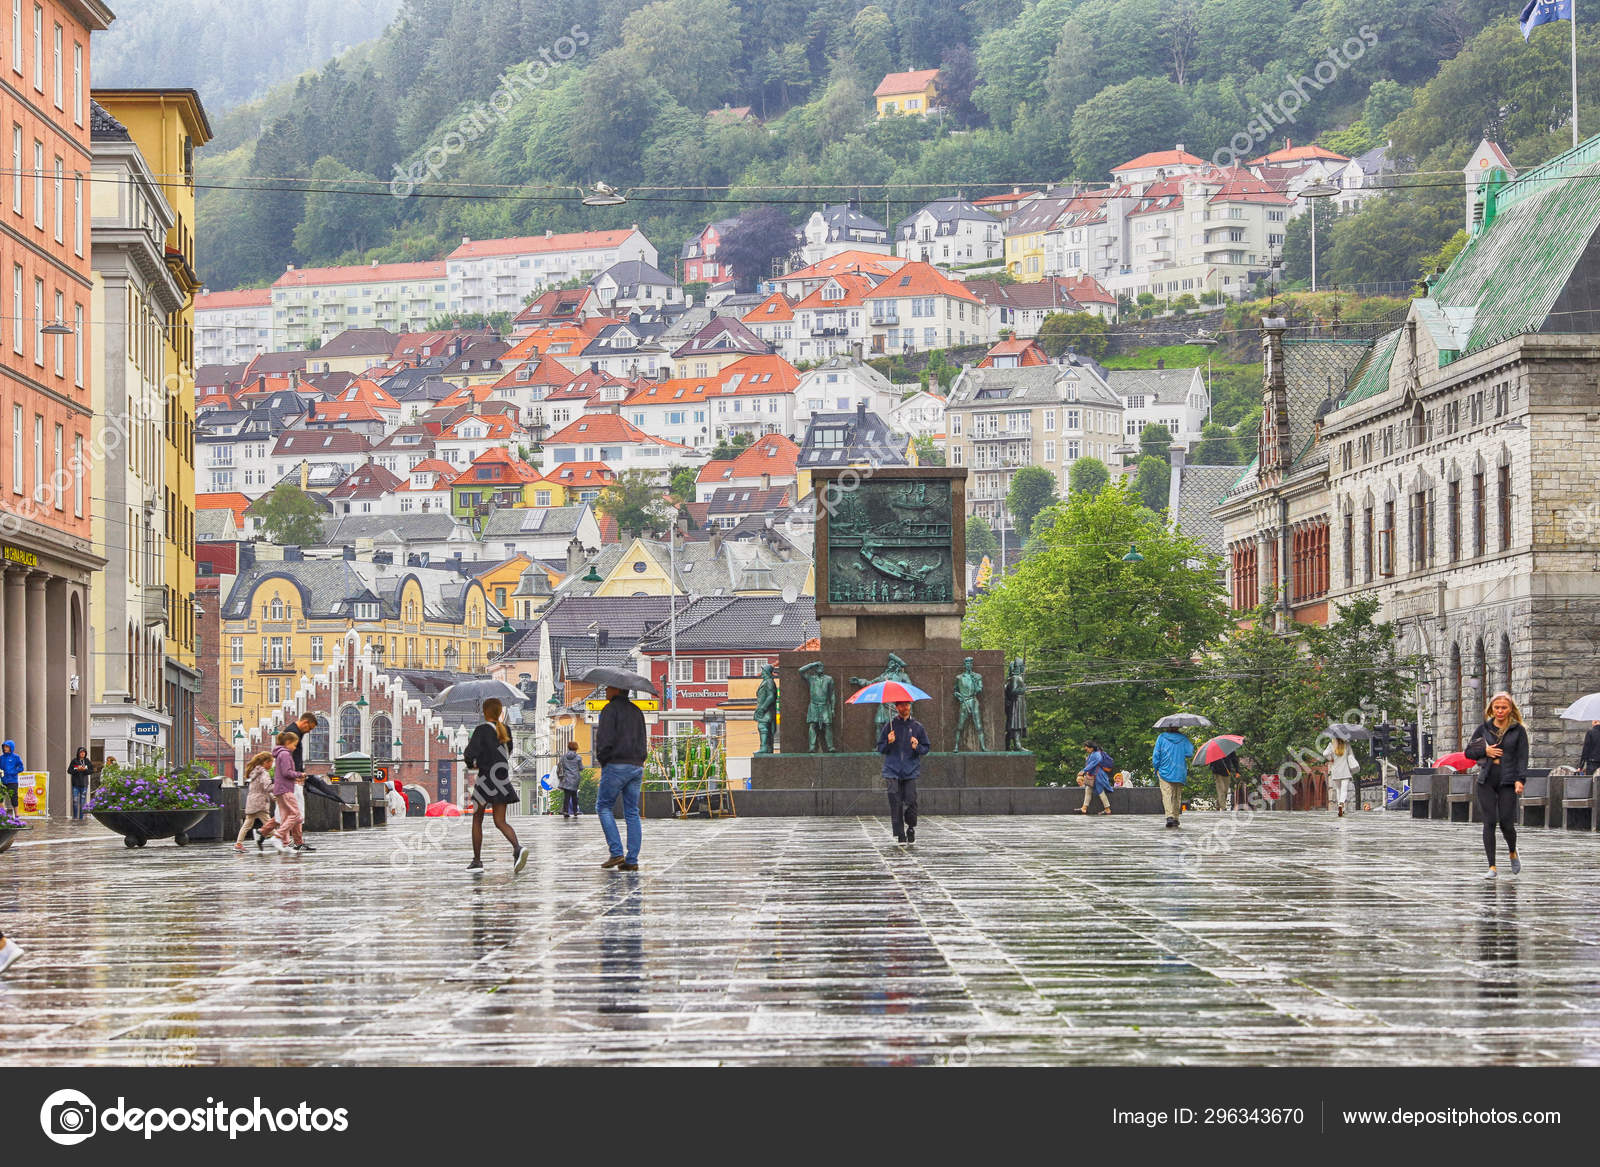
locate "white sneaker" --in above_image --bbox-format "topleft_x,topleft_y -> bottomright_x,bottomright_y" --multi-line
272,837 -> 289,854
0,939 -> 23,974
1483,867 -> 1497,879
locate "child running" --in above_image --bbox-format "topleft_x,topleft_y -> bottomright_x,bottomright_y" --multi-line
235,750 -> 278,852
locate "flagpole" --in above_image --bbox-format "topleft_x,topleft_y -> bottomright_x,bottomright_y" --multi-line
1573,0 -> 1581,147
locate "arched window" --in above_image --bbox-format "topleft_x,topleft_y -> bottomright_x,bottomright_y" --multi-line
338,704 -> 362,755
1473,638 -> 1487,714
307,719 -> 330,763
371,715 -> 392,761
1500,634 -> 1513,699
270,596 -> 284,620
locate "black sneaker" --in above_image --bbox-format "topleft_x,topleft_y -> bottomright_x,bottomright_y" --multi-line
295,843 -> 316,852
905,826 -> 915,844
512,845 -> 528,874
894,833 -> 906,843
467,858 -> 483,872
1164,817 -> 1177,829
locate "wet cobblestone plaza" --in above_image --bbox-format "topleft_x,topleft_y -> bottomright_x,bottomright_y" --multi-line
4,812 -> 1600,1067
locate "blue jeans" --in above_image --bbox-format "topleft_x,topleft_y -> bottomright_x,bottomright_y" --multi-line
71,786 -> 86,819
597,763 -> 643,862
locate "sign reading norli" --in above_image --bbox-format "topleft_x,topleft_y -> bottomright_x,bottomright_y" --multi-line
826,479 -> 955,605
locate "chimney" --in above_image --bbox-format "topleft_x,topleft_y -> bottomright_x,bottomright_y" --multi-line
237,543 -> 256,573
299,459 -> 309,491
761,472 -> 771,490
850,341 -> 863,361
566,536 -> 584,576
1169,442 -> 1186,471
856,400 -> 868,422
462,236 -> 471,245
710,527 -> 724,554
545,229 -> 554,239
282,545 -> 302,561
286,264 -> 295,272
342,545 -> 356,561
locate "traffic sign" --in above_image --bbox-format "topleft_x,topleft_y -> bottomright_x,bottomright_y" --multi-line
585,698 -> 660,711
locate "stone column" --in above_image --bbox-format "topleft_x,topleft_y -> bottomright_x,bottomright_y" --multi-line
3,571 -> 26,755
26,574 -> 48,775
46,579 -> 69,816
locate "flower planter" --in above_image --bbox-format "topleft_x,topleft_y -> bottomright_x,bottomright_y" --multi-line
91,809 -> 212,848
0,825 -> 26,854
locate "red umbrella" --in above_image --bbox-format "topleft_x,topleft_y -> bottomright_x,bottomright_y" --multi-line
425,800 -> 463,817
1437,752 -> 1474,771
1197,735 -> 1244,765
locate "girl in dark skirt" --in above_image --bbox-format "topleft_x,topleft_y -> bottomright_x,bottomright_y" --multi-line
465,698 -> 527,875
1463,691 -> 1529,879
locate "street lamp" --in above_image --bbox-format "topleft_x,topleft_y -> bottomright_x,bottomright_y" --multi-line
1121,543 -> 1144,563
41,319 -> 74,335
580,182 -> 628,207
1297,180 -> 1340,293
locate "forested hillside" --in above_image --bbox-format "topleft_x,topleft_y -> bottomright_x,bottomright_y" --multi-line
195,0 -> 1600,293
95,0 -> 401,113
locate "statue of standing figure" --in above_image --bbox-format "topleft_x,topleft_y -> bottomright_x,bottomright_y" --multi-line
1005,658 -> 1028,752
754,664 -> 779,754
851,652 -> 912,748
953,656 -> 986,752
798,662 -> 836,753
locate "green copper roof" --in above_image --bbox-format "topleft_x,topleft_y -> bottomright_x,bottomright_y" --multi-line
1429,132 -> 1600,356
1336,327 -> 1402,408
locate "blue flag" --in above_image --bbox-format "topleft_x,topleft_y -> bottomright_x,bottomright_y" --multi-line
1520,0 -> 1573,40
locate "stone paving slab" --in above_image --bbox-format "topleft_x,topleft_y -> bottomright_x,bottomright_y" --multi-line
2,811 -> 1600,1066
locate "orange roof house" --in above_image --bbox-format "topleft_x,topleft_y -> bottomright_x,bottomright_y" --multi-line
978,338 -> 1051,367
728,434 -> 799,480
874,69 -> 941,118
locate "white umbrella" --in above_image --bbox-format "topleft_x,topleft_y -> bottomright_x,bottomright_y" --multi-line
1558,693 -> 1600,721
1154,713 -> 1212,729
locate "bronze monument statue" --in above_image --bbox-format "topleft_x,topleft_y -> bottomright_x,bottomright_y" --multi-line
1005,658 -> 1028,752
953,656 -> 986,752
754,663 -> 778,754
798,662 -> 837,753
851,652 -> 912,748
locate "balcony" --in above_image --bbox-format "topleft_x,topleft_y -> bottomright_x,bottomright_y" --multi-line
811,326 -> 847,337
257,655 -> 297,675
870,312 -> 899,326
142,585 -> 168,628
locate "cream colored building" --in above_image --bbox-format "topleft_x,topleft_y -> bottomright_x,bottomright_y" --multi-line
88,101 -> 180,765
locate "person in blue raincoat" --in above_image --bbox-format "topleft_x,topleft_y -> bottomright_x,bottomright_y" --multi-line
0,740 -> 23,809
1152,730 -> 1196,829
1077,742 -> 1116,815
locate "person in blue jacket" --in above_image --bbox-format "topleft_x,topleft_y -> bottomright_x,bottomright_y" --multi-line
1078,742 -> 1116,814
1152,730 -> 1196,829
0,740 -> 22,809
876,699 -> 930,844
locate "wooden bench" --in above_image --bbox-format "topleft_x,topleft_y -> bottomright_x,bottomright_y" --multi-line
1562,776 -> 1597,831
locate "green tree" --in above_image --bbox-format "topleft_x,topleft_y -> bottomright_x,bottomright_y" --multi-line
1068,456 -> 1110,496
291,156 -> 393,261
1035,310 -> 1110,359
621,0 -> 742,110
963,480 -> 1229,782
965,513 -> 998,563
1418,228 -> 1468,281
912,435 -> 946,465
1006,465 -> 1058,539
1135,454 -> 1170,512
1069,76 -> 1188,178
716,207 -> 798,292
1300,593 -> 1416,737
1193,422 -> 1242,465
667,463 -> 699,501
710,432 -> 754,459
848,5 -> 897,91
597,469 -> 676,537
253,483 -> 325,546
1139,423 -> 1174,464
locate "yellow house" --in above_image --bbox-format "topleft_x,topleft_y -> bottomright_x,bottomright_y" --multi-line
1002,193 -> 1073,281
874,69 -> 940,118
476,553 -> 533,613
218,557 -> 506,744
96,88 -> 212,765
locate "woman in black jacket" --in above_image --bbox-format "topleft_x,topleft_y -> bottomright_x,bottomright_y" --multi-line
1463,691 -> 1529,878
464,698 -> 527,875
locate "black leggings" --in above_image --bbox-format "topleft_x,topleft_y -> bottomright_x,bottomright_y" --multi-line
1477,782 -> 1518,867
562,788 -> 579,815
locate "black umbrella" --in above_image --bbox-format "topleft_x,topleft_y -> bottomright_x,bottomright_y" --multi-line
1327,722 -> 1373,741
576,665 -> 659,696
1154,713 -> 1212,729
301,774 -> 345,804
433,678 -> 526,712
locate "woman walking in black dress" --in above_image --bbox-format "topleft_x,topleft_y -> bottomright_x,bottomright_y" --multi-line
465,697 -> 527,874
1464,691 -> 1529,879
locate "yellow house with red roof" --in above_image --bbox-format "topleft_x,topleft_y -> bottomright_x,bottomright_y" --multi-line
874,69 -> 940,118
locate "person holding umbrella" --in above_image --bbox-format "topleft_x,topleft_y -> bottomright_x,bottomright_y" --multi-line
1197,735 -> 1244,811
875,695 -> 930,844
1464,691 -> 1529,878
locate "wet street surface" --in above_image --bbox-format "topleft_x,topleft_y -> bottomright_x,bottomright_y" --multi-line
1,811 -> 1597,1066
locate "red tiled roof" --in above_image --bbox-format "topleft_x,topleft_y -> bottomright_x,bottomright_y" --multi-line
196,492 -> 252,524
782,251 -> 903,283
327,464 -> 404,500
696,459 -> 735,484
272,260 -> 445,289
449,230 -> 641,260
438,384 -> 498,408
441,414 -> 521,441
407,459 -> 458,478
333,377 -> 401,409
716,354 -> 801,394
861,261 -> 979,303
1112,148 -> 1206,172
874,69 -> 939,98
1058,274 -> 1116,305
792,272 -> 875,311
728,434 -> 799,479
547,462 -> 617,487
455,446 -> 541,485
978,338 -> 1051,367
309,400 -> 385,424
1247,143 -> 1349,166
490,353 -> 578,391
196,288 -> 271,310
742,292 -> 796,323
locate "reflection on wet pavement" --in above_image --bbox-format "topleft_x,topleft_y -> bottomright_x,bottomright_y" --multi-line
1,812 -> 1597,1066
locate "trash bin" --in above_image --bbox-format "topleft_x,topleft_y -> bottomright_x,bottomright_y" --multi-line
189,776 -> 225,841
